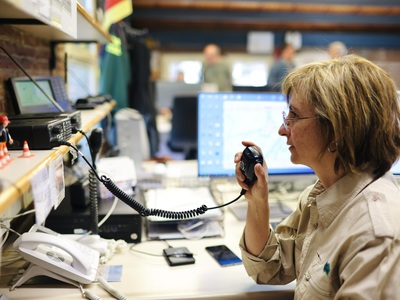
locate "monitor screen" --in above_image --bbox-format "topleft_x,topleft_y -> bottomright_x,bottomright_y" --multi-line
392,160 -> 400,176
8,76 -> 69,114
197,92 -> 315,179
14,80 -> 54,107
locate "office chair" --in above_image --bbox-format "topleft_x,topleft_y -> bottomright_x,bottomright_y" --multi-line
167,95 -> 198,160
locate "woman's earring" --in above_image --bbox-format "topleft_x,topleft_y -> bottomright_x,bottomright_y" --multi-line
328,142 -> 338,153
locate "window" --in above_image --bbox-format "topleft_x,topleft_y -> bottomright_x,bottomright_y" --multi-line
168,60 -> 202,84
232,61 -> 268,87
65,44 -> 99,102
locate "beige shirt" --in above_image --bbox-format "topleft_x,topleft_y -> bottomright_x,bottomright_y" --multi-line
239,171 -> 400,299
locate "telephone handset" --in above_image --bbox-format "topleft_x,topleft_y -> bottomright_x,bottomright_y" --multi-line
13,225 -> 99,286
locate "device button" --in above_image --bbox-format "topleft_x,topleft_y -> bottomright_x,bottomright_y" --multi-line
51,127 -> 61,134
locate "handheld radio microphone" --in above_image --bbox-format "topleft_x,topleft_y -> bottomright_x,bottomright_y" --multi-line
88,127 -> 103,169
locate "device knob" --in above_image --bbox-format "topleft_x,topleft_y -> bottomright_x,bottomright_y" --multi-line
51,126 -> 61,134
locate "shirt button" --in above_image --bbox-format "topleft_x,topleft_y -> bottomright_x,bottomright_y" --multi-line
305,273 -> 311,281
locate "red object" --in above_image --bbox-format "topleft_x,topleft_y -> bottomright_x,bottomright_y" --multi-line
18,140 -> 35,158
0,115 -> 10,124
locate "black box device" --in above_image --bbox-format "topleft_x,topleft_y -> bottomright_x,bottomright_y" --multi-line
46,191 -> 142,244
163,247 -> 195,266
7,117 -> 72,150
9,110 -> 82,132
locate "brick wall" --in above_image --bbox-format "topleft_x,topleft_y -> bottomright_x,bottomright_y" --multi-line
0,25 -> 65,115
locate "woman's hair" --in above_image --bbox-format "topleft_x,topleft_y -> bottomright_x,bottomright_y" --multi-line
281,54 -> 400,177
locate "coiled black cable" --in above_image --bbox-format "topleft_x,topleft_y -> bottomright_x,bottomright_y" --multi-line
100,175 -> 209,218
89,169 -> 99,233
58,141 -> 244,220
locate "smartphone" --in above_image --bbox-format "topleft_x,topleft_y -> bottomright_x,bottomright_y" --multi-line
205,245 -> 242,267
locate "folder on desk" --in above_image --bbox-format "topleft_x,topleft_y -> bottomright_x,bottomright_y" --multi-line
144,187 -> 224,239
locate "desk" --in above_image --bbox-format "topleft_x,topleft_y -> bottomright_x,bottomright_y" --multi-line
0,213 -> 295,300
1,160 -> 297,299
0,101 -> 116,215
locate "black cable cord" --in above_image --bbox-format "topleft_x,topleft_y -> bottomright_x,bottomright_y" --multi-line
129,239 -> 173,257
77,129 -> 93,162
72,129 -> 101,233
58,141 -> 245,220
88,128 -> 103,234
88,168 -> 99,234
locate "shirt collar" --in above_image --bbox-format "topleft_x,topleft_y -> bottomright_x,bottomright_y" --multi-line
311,172 -> 376,228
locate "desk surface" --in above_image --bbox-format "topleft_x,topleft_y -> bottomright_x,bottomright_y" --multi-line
1,160 -> 297,299
0,101 -> 116,214
0,211 -> 295,300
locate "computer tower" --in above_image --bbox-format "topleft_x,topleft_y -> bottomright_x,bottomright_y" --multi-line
115,108 -> 150,172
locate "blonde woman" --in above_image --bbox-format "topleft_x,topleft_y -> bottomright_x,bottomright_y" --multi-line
234,55 -> 400,299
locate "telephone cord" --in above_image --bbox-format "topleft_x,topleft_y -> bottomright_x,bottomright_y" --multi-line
79,284 -> 102,300
98,276 -> 128,300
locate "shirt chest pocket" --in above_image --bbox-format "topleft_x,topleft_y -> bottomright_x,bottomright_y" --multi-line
302,258 -> 338,299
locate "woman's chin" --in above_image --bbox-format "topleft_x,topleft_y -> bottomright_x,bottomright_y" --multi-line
289,154 -> 300,165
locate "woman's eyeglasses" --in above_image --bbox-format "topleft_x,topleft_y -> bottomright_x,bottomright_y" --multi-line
282,111 -> 319,131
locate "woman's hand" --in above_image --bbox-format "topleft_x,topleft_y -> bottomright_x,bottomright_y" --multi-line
234,141 -> 271,256
234,141 -> 269,201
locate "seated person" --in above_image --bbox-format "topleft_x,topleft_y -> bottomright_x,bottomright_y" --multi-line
234,55 -> 400,299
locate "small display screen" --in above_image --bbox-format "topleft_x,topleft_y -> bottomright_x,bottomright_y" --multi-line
14,80 -> 54,106
205,245 -> 242,267
9,76 -> 63,114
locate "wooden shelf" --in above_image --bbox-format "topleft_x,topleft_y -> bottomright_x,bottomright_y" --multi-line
76,3 -> 112,43
0,101 -> 116,214
0,0 -> 111,43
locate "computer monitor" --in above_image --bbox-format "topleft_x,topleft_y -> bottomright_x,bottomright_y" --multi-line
197,92 -> 315,182
8,76 -> 71,114
392,160 -> 400,177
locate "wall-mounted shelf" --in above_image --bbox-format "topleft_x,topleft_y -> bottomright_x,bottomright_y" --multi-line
0,0 -> 111,43
0,101 -> 116,215
76,3 -> 112,43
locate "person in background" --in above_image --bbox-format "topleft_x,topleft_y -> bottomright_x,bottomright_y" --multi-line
234,55 -> 400,299
267,43 -> 297,92
328,41 -> 348,58
176,70 -> 185,82
202,43 -> 232,91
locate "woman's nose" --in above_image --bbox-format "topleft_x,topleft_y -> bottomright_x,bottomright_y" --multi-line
278,124 -> 288,136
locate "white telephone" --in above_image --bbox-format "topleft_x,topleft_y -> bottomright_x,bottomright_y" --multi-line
12,224 -> 99,289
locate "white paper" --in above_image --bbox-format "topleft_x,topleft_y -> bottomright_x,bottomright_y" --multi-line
49,154 -> 65,209
31,167 -> 53,225
144,187 -> 222,222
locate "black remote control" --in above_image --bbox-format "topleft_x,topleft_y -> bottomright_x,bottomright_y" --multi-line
239,146 -> 264,186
